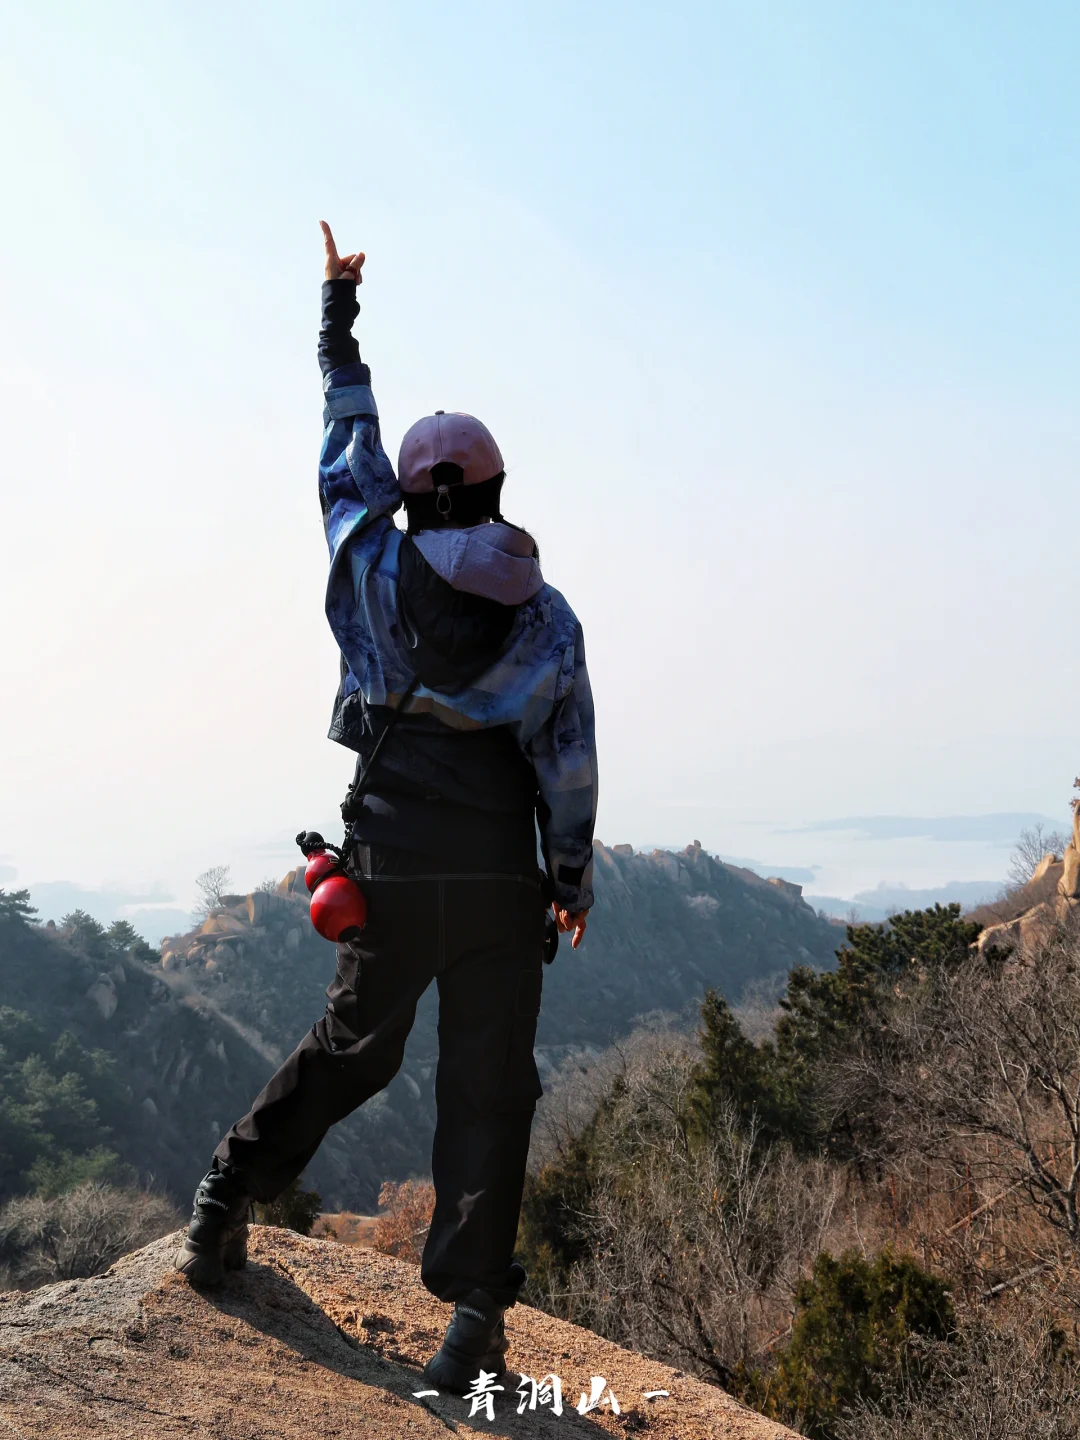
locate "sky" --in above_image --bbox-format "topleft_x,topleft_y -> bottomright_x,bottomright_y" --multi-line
1,0 -> 1078,930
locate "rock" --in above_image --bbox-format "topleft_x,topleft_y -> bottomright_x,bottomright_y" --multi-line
246,891 -> 271,925
111,962 -> 126,985
278,867 -> 307,896
199,913 -> 247,937
141,1096 -> 158,1117
1032,852 -> 1059,883
1059,845 -> 1080,901
285,927 -> 301,951
86,974 -> 118,1020
767,876 -> 804,901
0,1229 -> 798,1440
979,918 -> 1022,954
612,844 -> 635,857
204,958 -> 219,974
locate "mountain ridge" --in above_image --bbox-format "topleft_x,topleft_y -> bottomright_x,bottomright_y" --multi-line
1,841 -> 843,1211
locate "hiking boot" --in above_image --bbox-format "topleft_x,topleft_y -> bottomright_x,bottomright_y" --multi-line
174,1167 -> 253,1288
423,1289 -> 510,1395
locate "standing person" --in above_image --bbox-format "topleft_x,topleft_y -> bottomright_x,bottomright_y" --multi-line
175,224 -> 598,1393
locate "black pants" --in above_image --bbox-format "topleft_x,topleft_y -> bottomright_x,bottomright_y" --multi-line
213,859 -> 546,1306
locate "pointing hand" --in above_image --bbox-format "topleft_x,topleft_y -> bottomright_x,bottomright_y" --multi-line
320,221 -> 365,283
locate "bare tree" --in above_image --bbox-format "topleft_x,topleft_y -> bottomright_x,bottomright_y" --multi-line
836,921 -> 1080,1255
539,1038 -> 840,1386
1007,824 -> 1069,889
194,864 -> 232,919
732,974 -> 787,1044
837,1314 -> 1080,1439
0,1183 -> 181,1290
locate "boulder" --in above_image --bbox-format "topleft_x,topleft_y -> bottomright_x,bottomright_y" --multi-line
1032,852 -> 1060,884
199,913 -> 247,936
767,876 -> 804,901
246,891 -> 294,925
1059,845 -> 1080,901
979,918 -> 1022,954
86,974 -> 118,1021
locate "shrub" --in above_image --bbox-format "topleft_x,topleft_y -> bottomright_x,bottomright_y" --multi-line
254,1176 -> 322,1235
837,1313 -> 1080,1440
742,1248 -> 954,1438
0,1181 -> 181,1290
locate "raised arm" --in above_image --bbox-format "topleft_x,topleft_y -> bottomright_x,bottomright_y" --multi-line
317,224 -> 404,699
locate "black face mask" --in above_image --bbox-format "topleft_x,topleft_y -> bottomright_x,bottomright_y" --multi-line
395,536 -> 519,693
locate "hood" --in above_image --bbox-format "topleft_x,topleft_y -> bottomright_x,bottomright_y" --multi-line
411,522 -> 544,606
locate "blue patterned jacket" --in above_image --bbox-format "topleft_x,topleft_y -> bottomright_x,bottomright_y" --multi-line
318,362 -> 597,912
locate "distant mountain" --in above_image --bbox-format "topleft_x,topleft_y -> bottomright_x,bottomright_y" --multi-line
810,879 -> 1004,924
1,842 -> 842,1211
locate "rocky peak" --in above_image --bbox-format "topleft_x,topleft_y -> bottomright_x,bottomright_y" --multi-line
0,1227 -> 800,1439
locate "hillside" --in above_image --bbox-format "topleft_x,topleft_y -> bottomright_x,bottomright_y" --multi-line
0,1225 -> 801,1439
0,900 -> 277,1206
1,842 -> 842,1211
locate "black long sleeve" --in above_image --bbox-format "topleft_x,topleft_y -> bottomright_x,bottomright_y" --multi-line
318,279 -> 368,380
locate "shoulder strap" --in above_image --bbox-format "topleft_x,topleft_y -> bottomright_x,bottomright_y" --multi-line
340,676 -> 421,823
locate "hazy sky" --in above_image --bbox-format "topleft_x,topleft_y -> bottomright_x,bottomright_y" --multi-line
2,0 -> 1078,916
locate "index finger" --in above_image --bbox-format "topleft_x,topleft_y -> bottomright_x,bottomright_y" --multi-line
320,220 -> 340,265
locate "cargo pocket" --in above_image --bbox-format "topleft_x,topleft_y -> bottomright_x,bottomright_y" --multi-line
494,965 -> 544,1111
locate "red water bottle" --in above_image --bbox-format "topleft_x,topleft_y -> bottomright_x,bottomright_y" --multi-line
296,831 -> 367,943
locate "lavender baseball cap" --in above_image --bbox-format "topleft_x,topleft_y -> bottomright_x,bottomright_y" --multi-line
397,410 -> 504,494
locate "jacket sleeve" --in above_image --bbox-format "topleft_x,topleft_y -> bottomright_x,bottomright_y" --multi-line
527,624 -> 598,913
318,281 -> 403,684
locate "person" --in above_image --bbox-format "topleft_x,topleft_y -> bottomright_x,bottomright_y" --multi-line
174,223 -> 598,1394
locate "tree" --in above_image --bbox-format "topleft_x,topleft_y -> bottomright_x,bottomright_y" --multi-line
59,909 -> 108,954
194,865 -> 232,918
254,1176 -> 321,1236
0,889 -> 37,925
372,1179 -> 436,1263
1007,823 -> 1069,889
769,906 -> 981,1158
862,923 -> 1080,1252
687,989 -> 795,1149
106,919 -> 141,951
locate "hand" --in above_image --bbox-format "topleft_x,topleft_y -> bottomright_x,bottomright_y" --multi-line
320,221 -> 365,283
553,905 -> 588,950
